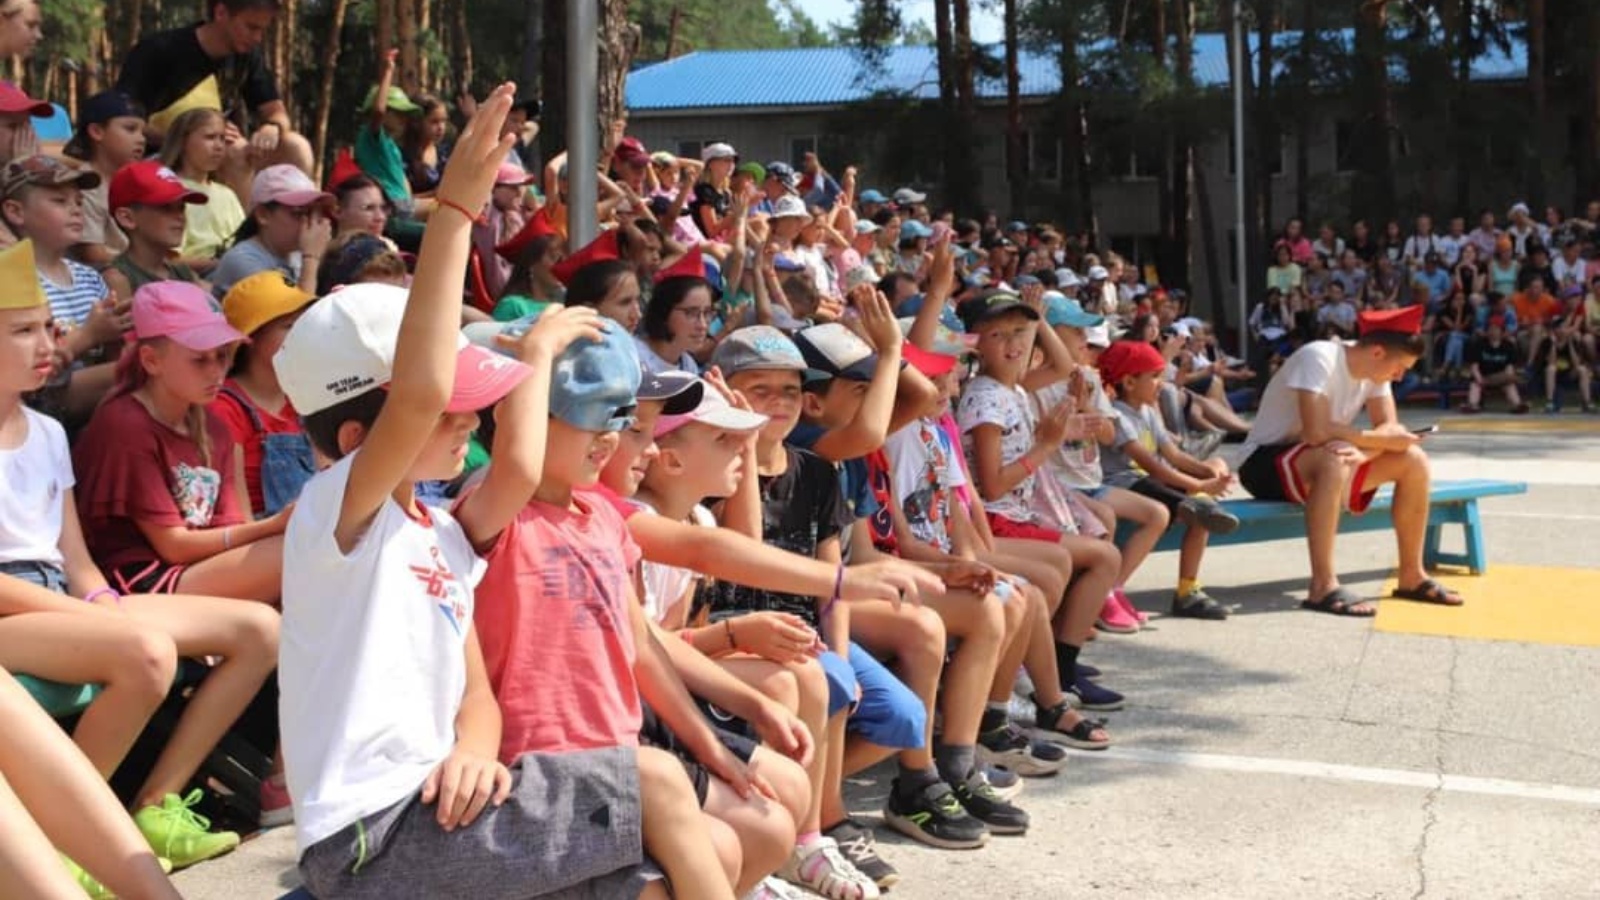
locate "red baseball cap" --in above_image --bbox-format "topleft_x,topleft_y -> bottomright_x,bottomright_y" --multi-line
903,341 -> 958,378
108,161 -> 208,211
1097,340 -> 1166,386
131,281 -> 248,351
0,81 -> 52,118
1357,304 -> 1425,337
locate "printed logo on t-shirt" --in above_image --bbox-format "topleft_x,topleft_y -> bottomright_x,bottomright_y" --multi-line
539,544 -> 628,635
169,462 -> 222,527
411,545 -> 468,635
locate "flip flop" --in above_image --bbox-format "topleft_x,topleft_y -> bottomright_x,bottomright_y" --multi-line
1392,578 -> 1465,607
1300,587 -> 1377,617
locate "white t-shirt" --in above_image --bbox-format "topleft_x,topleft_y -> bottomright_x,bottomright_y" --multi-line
1243,340 -> 1392,454
0,408 -> 73,567
1552,256 -> 1588,290
956,375 -> 1036,524
279,453 -> 485,852
883,418 -> 968,553
634,335 -> 700,377
1032,367 -> 1114,490
635,499 -> 714,626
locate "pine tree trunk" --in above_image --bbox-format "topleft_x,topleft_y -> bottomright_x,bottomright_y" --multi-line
1154,0 -> 1173,281
1003,0 -> 1024,215
1293,0 -> 1312,218
1056,1 -> 1093,240
540,0 -> 568,156
950,0 -> 980,214
376,0 -> 396,60
398,0 -> 420,94
453,0 -> 477,97
1583,5 -> 1600,205
1448,0 -> 1472,213
1252,0 -> 1275,252
312,0 -> 350,184
933,0 -> 961,209
418,0 -> 431,94
598,0 -> 639,141
1352,0 -> 1395,224
1526,0 -> 1546,212
1169,0 -> 1194,291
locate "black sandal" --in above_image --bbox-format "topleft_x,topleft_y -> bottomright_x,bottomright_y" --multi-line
1300,587 -> 1377,617
1033,698 -> 1111,751
1392,578 -> 1464,607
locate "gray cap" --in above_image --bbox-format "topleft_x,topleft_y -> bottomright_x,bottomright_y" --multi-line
709,325 -> 808,377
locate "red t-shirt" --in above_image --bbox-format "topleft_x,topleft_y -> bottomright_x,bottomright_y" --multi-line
209,381 -> 302,516
73,393 -> 245,571
471,488 -> 644,763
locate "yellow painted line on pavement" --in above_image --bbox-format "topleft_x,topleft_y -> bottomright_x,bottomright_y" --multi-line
1437,417 -> 1600,434
1375,565 -> 1600,648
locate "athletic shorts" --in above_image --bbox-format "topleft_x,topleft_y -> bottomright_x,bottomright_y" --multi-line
109,560 -> 186,595
639,703 -> 759,806
299,748 -> 661,900
985,513 -> 1064,544
1238,442 -> 1377,514
845,641 -> 927,750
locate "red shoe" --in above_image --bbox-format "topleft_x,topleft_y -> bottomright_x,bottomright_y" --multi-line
1095,593 -> 1141,634
259,775 -> 293,828
1114,588 -> 1149,624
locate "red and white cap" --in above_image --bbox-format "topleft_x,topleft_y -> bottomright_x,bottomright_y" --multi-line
274,283 -> 532,416
109,160 -> 208,211
0,81 -> 52,117
653,377 -> 768,439
249,164 -> 334,211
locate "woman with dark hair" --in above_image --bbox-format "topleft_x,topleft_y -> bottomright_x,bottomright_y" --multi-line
637,273 -> 713,375
331,173 -> 392,242
564,257 -> 642,333
493,234 -> 565,322
401,94 -> 451,197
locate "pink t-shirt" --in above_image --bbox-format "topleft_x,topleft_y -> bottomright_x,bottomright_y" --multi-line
73,393 -> 245,571
472,488 -> 643,763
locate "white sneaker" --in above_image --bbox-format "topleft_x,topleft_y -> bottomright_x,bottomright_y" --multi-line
778,836 -> 880,900
744,875 -> 810,900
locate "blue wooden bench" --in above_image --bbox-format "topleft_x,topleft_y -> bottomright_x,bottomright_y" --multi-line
1138,478 -> 1527,574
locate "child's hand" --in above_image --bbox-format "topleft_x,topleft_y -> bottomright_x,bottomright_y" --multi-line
942,560 -> 997,595
421,748 -> 513,832
1034,402 -> 1073,448
1202,457 -> 1230,480
813,295 -> 846,323
855,286 -> 901,353
383,48 -> 399,67
82,294 -> 130,346
1200,474 -> 1234,497
843,559 -> 942,606
269,502 -> 297,534
731,612 -> 818,665
747,696 -> 815,768
299,213 -> 333,260
500,304 -> 604,362
696,739 -> 777,803
436,83 -> 519,220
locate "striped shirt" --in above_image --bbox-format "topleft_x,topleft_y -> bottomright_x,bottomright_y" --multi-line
40,260 -> 109,326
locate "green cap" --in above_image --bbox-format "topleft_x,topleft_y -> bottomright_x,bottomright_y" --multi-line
735,161 -> 766,182
362,85 -> 421,114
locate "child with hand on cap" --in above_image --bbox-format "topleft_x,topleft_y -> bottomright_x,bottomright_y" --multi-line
356,49 -> 433,224
0,241 -> 279,881
1098,339 -> 1239,620
274,85 -> 667,900
102,160 -> 210,302
211,164 -> 334,298
0,81 -> 51,170
72,281 -> 289,603
65,90 -> 147,267
451,311 -> 746,900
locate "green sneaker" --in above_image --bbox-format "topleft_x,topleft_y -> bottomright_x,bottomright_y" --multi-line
133,790 -> 240,870
62,855 -> 115,900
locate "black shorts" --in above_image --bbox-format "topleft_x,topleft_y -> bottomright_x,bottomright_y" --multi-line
638,702 -> 759,807
1126,477 -> 1189,517
109,560 -> 187,595
1239,442 -> 1378,513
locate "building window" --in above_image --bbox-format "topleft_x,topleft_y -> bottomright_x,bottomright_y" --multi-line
788,136 -> 818,164
1024,130 -> 1061,182
677,139 -> 707,159
1227,132 -> 1285,177
1334,121 -> 1356,174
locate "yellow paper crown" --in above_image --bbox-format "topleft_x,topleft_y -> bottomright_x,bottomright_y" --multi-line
0,240 -> 46,311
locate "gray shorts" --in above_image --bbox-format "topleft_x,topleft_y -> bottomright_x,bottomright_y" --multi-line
300,747 -> 662,900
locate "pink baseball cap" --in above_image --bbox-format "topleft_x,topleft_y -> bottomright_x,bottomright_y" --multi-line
495,162 -> 534,187
249,164 -> 334,210
130,281 -> 248,350
0,81 -> 52,118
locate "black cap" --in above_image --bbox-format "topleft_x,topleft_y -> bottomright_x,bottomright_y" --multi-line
638,369 -> 704,415
765,161 -> 799,192
957,289 -> 1041,331
65,91 -> 145,159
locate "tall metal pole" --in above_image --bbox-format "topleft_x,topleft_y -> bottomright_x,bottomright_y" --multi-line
1231,0 -> 1249,359
566,0 -> 599,245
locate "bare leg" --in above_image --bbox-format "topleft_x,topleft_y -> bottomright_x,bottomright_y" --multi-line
1291,445 -> 1361,602
817,712 -> 850,830
0,671 -> 179,900
637,745 -> 738,900
989,582 -> 1031,705
844,602 -> 946,775
174,536 -> 286,605
1055,535 -> 1120,645
980,550 -> 1068,709
916,587 -> 1004,748
120,595 -> 279,808
702,748 -> 805,893
1192,392 -> 1252,433
0,613 -> 175,777
1360,444 -> 1433,591
720,656 -> 826,833
1104,487 -> 1169,585
704,816 -> 743,893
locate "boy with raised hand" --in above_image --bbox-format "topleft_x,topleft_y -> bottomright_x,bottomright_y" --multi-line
785,317 -> 1029,847
274,86 -> 661,900
1098,340 -> 1239,621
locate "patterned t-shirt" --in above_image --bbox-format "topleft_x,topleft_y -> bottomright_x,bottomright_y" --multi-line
956,375 -> 1038,523
40,259 -> 109,326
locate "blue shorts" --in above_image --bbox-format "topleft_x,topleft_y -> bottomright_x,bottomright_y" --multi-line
844,642 -> 927,750
1080,485 -> 1110,500
0,560 -> 66,593
818,649 -> 857,718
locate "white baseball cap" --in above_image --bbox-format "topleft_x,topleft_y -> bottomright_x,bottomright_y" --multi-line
1056,267 -> 1082,288
770,194 -> 808,220
1087,265 -> 1110,281
1084,323 -> 1111,348
701,142 -> 738,163
274,283 -> 532,416
892,187 -> 927,205
653,377 -> 768,439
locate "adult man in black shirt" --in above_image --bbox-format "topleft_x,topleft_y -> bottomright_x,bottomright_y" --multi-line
115,0 -> 313,190
1462,316 -> 1527,413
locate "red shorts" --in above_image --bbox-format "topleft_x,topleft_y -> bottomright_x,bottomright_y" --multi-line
1238,442 -> 1378,514
986,513 -> 1064,543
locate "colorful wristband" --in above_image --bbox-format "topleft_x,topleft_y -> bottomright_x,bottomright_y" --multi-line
84,587 -> 120,605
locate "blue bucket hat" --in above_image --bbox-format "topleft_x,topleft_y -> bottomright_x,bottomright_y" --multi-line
462,316 -> 642,431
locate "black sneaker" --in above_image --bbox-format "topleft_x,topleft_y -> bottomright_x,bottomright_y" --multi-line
1067,666 -> 1126,712
951,772 -> 1030,835
978,721 -> 1069,777
882,778 -> 990,850
824,819 -> 899,889
1176,496 -> 1241,535
1171,588 -> 1229,621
